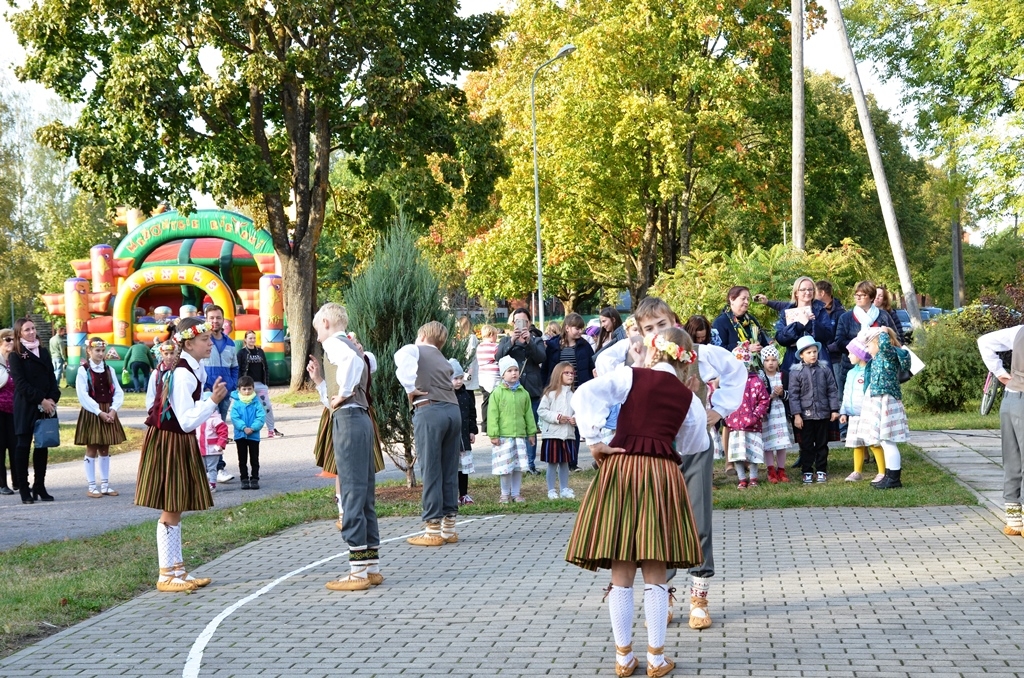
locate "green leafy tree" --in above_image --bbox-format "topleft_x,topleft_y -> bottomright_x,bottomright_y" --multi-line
12,0 -> 504,388
36,192 -> 119,296
928,229 -> 1024,308
345,216 -> 461,487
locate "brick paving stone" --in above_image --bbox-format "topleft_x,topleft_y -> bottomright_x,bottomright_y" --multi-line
7,428 -> 1024,677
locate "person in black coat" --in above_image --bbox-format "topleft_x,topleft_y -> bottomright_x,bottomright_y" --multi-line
496,308 -> 547,473
449,359 -> 478,505
8,318 -> 61,503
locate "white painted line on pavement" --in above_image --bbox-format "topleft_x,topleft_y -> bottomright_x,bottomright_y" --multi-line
182,515 -> 506,678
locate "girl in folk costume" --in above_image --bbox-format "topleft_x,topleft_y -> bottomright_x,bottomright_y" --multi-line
567,328 -> 708,678
759,345 -> 796,484
840,339 -> 886,483
537,361 -> 577,500
725,344 -> 771,489
135,318 -> 228,592
75,337 -> 127,498
855,327 -> 911,490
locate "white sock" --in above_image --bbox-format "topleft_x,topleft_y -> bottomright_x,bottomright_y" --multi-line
607,585 -> 634,666
1007,503 -> 1023,529
645,584 -> 669,666
690,575 -> 710,618
168,524 -> 186,576
349,552 -> 368,579
880,440 -> 901,470
499,474 -> 512,496
84,456 -> 96,488
97,455 -> 111,486
511,470 -> 522,496
156,522 -> 173,573
336,494 -> 344,519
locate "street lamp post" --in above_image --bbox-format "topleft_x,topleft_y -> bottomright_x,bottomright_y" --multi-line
531,43 -> 576,330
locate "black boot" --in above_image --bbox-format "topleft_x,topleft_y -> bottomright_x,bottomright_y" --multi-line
873,468 -> 902,490
32,451 -> 54,501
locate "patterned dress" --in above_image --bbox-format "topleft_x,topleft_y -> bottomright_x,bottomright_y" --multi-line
761,372 -> 797,453
725,372 -> 771,464
858,334 -> 910,444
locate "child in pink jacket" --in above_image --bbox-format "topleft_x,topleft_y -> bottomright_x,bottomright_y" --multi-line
725,344 -> 771,488
196,398 -> 229,492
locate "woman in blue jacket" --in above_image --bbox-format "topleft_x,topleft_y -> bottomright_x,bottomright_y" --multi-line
773,276 -> 836,374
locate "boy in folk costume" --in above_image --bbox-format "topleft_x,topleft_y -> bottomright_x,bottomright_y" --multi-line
978,324 -> 1024,535
595,297 -> 746,631
75,337 -> 127,497
135,318 -> 227,592
394,321 -> 462,546
306,303 -> 382,591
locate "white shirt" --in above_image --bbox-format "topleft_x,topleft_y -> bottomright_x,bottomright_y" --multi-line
169,353 -> 218,433
593,339 -> 746,419
394,343 -> 430,404
75,359 -> 125,415
316,333 -> 367,409
978,325 -> 1023,392
571,364 -> 709,455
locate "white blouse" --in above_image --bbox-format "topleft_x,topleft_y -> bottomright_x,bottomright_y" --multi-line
168,353 -> 218,433
75,359 -> 125,415
571,364 -> 709,455
592,339 -> 746,420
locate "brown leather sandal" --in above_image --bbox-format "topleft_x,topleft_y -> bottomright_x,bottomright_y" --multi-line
615,644 -> 638,677
645,646 -> 675,677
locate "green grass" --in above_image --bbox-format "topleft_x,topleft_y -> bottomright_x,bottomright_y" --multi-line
0,447 -> 975,659
906,406 -> 999,431
270,389 -> 323,407
57,385 -> 149,411
48,424 -> 147,464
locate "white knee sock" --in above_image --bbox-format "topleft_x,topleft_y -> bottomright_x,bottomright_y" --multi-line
84,456 -> 96,488
607,585 -> 634,666
1006,503 -> 1023,529
880,440 -> 901,470
511,470 -> 522,496
499,474 -> 512,496
156,522 -> 173,573
349,549 -> 369,578
97,455 -> 111,485
645,584 -> 669,666
168,524 -> 186,575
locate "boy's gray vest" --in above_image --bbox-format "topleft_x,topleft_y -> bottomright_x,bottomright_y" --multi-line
1009,327 -> 1024,393
336,335 -> 370,410
416,345 -> 457,405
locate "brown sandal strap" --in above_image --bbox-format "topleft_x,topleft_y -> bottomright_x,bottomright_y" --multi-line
616,644 -> 633,656
647,646 -> 664,656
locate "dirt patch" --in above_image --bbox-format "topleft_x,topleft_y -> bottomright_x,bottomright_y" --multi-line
376,486 -> 423,502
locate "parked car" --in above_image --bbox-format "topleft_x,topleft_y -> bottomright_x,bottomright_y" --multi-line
895,309 -> 913,341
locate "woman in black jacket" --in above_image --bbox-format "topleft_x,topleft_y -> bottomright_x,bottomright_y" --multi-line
8,318 -> 61,503
238,330 -> 281,437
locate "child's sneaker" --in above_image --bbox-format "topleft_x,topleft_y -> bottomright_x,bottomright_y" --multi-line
560,487 -> 575,499
748,478 -> 759,488
737,480 -> 748,490
845,471 -> 862,482
209,482 -> 216,493
547,489 -> 559,500
802,473 -> 813,484
462,494 -> 474,505
499,494 -> 510,504
816,472 -> 827,483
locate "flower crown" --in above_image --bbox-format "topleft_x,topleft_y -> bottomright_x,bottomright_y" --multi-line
174,322 -> 212,343
644,333 -> 696,365
624,316 -> 637,330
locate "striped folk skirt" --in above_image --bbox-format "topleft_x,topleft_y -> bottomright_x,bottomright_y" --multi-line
314,407 -> 387,475
134,427 -> 214,513
540,438 -> 576,464
312,408 -> 336,474
74,403 -> 127,446
565,453 -> 702,572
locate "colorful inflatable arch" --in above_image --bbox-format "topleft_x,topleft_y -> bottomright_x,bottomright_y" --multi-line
42,209 -> 289,384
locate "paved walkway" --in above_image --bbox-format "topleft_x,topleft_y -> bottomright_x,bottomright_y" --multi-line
908,429 -> 1005,518
4,426 -> 1023,676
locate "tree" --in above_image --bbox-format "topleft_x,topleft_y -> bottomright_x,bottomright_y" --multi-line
465,0 -> 826,305
345,215 -> 461,487
12,0 -> 504,388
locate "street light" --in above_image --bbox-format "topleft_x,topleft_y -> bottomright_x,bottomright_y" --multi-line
531,43 -> 576,330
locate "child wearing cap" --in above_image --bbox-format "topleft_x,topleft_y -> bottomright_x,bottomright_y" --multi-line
759,344 -> 796,483
449,358 -> 478,505
488,355 -> 537,503
840,339 -> 886,483
858,327 -> 911,490
724,343 -> 771,489
789,335 -> 840,484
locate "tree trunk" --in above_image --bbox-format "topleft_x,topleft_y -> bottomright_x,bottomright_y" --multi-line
279,252 -> 318,390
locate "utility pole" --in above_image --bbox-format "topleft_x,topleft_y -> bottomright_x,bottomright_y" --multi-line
827,0 -> 923,329
951,196 -> 965,308
791,0 -> 806,250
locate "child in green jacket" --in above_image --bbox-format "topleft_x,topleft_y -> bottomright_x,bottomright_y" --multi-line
488,356 -> 537,503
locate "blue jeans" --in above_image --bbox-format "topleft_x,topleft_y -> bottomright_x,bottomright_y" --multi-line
130,362 -> 151,393
526,397 -> 540,471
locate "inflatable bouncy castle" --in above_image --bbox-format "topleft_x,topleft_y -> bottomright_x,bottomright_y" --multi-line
41,209 -> 289,384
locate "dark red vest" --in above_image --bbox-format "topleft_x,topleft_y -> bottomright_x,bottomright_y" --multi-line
145,361 -> 202,433
609,368 -> 694,464
85,366 -> 115,404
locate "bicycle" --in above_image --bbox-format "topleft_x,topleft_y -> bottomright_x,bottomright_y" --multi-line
980,371 -> 1005,415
